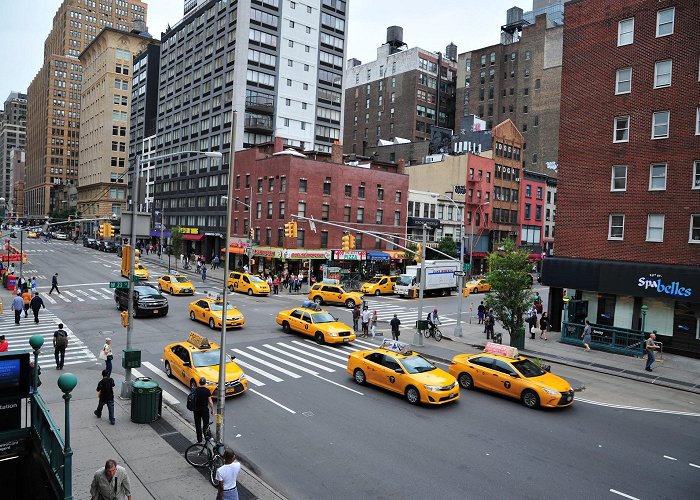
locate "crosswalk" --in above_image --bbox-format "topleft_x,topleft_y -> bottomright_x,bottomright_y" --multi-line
0,310 -> 97,367
41,287 -> 115,304
360,298 -> 457,326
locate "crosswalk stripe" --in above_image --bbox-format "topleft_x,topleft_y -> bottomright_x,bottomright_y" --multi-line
140,362 -> 189,394
233,359 -> 284,382
75,289 -> 98,300
262,344 -> 335,372
245,346 -> 319,375
242,374 -> 266,387
290,340 -> 349,361
275,342 -> 346,368
231,349 -> 302,378
62,290 -> 83,302
101,288 -> 114,296
54,293 -> 71,303
133,367 -> 181,406
43,294 -> 57,304
90,288 -> 110,299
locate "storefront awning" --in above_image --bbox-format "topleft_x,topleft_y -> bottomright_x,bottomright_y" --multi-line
528,253 -> 543,261
366,251 -> 390,262
183,233 -> 204,241
221,246 -> 245,254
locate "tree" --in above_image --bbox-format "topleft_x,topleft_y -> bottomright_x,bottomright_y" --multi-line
436,236 -> 457,259
170,227 -> 183,271
405,242 -> 418,263
484,239 -> 532,348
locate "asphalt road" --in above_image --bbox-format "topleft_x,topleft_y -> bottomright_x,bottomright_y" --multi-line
11,239 -> 700,500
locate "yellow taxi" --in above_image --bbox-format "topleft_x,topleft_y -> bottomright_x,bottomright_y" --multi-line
276,303 -> 356,345
466,278 -> 491,293
163,332 -> 247,397
134,263 -> 150,280
308,283 -> 363,309
360,275 -> 398,296
27,231 -> 39,239
157,274 -> 196,295
227,272 -> 270,296
347,340 -> 459,405
449,343 -> 574,409
188,297 -> 245,330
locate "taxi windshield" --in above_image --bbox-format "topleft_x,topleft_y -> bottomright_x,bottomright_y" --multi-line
401,355 -> 436,374
192,349 -> 221,367
511,358 -> 546,378
174,276 -> 190,283
311,312 -> 336,323
249,276 -> 266,283
366,277 -> 381,284
210,302 -> 234,311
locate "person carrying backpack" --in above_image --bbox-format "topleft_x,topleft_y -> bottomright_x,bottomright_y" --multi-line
53,323 -> 68,370
191,377 -> 214,443
427,308 -> 440,336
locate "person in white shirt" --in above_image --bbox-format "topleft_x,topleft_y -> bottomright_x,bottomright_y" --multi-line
361,307 -> 371,338
216,448 -> 241,500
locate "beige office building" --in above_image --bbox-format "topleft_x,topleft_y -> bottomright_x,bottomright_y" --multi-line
25,0 -> 146,216
78,27 -> 152,221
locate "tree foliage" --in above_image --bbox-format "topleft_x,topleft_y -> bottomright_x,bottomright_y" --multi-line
484,239 -> 532,347
436,236 -> 457,259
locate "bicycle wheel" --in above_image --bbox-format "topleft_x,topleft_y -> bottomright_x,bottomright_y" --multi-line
434,329 -> 443,342
423,328 -> 431,339
209,454 -> 225,487
185,443 -> 211,468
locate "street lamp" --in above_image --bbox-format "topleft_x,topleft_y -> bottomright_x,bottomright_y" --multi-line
640,304 -> 648,333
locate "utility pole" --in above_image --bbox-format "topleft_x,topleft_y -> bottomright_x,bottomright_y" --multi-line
413,224 -> 427,347
454,205 -> 465,337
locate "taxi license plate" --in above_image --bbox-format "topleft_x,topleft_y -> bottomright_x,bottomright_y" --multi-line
153,310 -> 159,314
448,393 -> 456,399
343,338 -> 350,342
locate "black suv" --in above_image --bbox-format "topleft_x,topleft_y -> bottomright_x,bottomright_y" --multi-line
114,285 -> 169,318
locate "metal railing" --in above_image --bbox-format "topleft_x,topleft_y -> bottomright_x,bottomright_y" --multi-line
561,321 -> 645,357
32,392 -> 67,494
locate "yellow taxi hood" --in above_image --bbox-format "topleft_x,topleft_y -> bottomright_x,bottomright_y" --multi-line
321,322 -> 354,334
212,308 -> 243,319
347,291 -> 364,299
405,368 -> 455,386
528,372 -> 571,392
196,362 -> 244,382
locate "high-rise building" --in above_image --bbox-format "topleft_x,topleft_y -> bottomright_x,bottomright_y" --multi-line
0,92 -> 27,214
135,0 -> 348,257
343,27 -> 457,155
10,149 -> 26,219
77,27 -> 154,230
25,0 -> 147,216
542,0 -> 700,357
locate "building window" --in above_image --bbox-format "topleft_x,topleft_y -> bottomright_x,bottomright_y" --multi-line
651,111 -> 670,139
649,163 -> 667,191
395,191 -> 401,203
343,206 -> 351,222
297,229 -> 305,248
611,165 -> 628,191
646,214 -> 665,242
344,185 -> 352,197
654,60 -> 672,88
323,177 -> 331,195
535,205 -> 542,221
524,203 -> 531,220
280,176 -> 286,192
536,186 -> 543,200
376,209 -> 383,224
608,214 -> 624,240
656,7 -> 675,37
693,161 -> 700,189
278,201 -> 285,218
525,185 -> 532,198
613,116 -> 630,143
257,178 -> 263,193
320,231 -> 328,248
615,68 -> 631,94
690,215 -> 700,243
267,202 -> 273,219
358,182 -> 365,198
299,179 -> 307,192
394,211 -> 400,226
618,18 -> 634,46
322,203 -> 329,221
377,186 -> 384,200
356,207 -> 364,223
297,202 -> 306,217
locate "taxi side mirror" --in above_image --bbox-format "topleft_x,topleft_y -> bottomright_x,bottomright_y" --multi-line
394,368 -> 404,374
183,361 -> 191,367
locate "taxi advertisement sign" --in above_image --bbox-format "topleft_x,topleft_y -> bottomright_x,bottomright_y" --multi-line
484,342 -> 519,359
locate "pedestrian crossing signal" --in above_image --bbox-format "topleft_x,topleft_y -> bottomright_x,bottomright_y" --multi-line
120,310 -> 129,328
415,243 -> 423,263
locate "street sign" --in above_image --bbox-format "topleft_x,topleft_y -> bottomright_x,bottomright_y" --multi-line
110,281 -> 130,289
454,271 -> 466,276
463,263 -> 472,271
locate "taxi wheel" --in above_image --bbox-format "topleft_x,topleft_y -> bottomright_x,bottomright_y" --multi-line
374,290 -> 381,296
314,332 -> 325,345
281,321 -> 291,334
405,386 -> 420,405
247,288 -> 253,296
229,285 -> 235,292
472,288 -> 479,294
457,373 -> 474,390
209,318 -> 216,329
164,361 -> 174,378
353,369 -> 366,385
521,390 -> 540,409
170,286 -> 175,295
313,296 -> 323,305
345,299 -> 356,309
190,311 -> 196,321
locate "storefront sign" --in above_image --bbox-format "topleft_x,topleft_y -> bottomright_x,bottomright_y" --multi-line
638,275 -> 693,298
205,232 -> 223,238
334,251 -> 366,261
180,227 -> 199,235
282,249 -> 332,260
253,247 -> 282,258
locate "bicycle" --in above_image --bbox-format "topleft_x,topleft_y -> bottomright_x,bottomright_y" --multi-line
184,424 -> 225,487
424,323 -> 443,342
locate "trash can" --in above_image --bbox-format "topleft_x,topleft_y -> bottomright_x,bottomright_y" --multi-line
131,377 -> 162,423
6,275 -> 17,292
416,319 -> 429,336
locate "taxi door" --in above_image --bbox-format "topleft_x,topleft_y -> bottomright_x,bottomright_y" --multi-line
491,360 -> 525,398
469,356 -> 501,392
378,278 -> 390,294
376,354 -> 405,395
173,345 -> 192,384
300,312 -> 313,338
241,275 -> 251,293
323,285 -> 343,304
362,352 -> 384,385
288,309 -> 304,333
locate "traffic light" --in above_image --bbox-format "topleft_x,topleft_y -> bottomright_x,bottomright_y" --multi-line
134,248 -> 140,263
249,227 -> 254,240
290,221 -> 297,238
98,224 -> 105,239
348,233 -> 356,250
104,223 -> 113,238
284,221 -> 298,238
341,234 -> 350,251
415,243 -> 423,263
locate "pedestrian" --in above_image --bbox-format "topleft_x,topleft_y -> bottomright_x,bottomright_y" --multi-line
370,309 -> 378,337
49,272 -> 60,294
581,319 -> 592,351
243,263 -> 249,274
273,275 -> 280,294
645,331 -> 659,372
53,323 -> 68,370
361,307 -> 371,338
29,292 -> 46,324
193,376 -> 214,443
99,338 -> 114,376
213,255 -> 220,270
352,304 -> 360,332
12,292 -> 23,325
477,301 -> 485,324
30,276 -> 37,293
8,262 -> 15,274
90,459 -> 131,500
201,266 -> 207,282
527,307 -> 538,339
94,369 -> 116,425
539,312 -> 549,340
534,291 -> 543,314
485,310 -> 495,340
19,275 -> 27,292
0,335 -> 8,352
22,288 -> 31,317
390,314 -> 401,340
216,448 -> 241,500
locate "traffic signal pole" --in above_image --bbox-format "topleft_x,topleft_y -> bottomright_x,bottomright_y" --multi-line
413,224 -> 427,347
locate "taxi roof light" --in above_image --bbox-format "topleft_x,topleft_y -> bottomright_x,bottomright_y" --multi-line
188,331 -> 211,349
379,339 -> 413,355
484,342 -> 519,359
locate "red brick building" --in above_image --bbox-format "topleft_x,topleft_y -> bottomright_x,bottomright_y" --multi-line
519,171 -> 547,256
229,138 -> 409,278
490,120 -> 524,244
542,0 -> 700,357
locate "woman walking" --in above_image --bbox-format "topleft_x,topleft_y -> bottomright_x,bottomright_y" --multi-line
100,338 -> 114,376
539,312 -> 549,340
581,320 -> 592,352
370,309 -> 378,337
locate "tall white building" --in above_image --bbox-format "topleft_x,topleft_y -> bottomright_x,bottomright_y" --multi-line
0,92 -> 27,213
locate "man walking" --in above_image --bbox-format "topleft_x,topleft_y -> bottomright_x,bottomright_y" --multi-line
94,369 -> 116,424
21,288 -> 31,317
12,291 -> 24,325
53,323 -> 68,370
90,459 -> 131,500
361,306 -> 371,338
216,448 -> 241,500
30,292 -> 46,324
49,272 -> 60,294
477,301 -> 485,324
352,304 -> 360,332
645,331 -> 659,372
390,314 -> 401,341
193,376 -> 214,443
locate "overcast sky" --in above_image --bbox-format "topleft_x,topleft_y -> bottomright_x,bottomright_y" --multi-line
0,0 -> 523,100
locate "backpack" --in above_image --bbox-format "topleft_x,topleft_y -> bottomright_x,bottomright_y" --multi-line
55,330 -> 68,347
186,389 -> 197,411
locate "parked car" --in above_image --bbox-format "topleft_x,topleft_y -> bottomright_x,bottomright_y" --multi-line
55,232 -> 68,240
83,237 -> 96,248
101,241 -> 117,253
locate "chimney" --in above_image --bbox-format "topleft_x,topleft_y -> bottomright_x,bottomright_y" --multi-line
331,141 -> 343,164
398,159 -> 406,174
273,137 -> 285,153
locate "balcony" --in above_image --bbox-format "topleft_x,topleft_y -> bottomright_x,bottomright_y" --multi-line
245,95 -> 275,114
244,114 -> 273,133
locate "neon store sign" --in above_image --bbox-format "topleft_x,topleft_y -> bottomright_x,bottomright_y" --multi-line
638,275 -> 693,298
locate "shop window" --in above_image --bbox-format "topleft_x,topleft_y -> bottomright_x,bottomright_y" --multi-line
597,294 -> 617,327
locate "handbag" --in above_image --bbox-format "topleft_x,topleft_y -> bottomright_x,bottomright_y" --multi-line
107,354 -> 114,361
98,349 -> 107,361
531,327 -> 542,336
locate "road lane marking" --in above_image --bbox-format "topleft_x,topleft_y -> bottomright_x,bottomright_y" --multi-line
276,343 -> 346,368
690,463 -> 700,469
63,290 -> 84,302
263,344 -> 335,372
311,373 -> 364,395
245,347 -> 319,375
133,367 -> 181,405
249,388 -> 295,414
576,398 -> 700,417
293,340 -> 350,361
233,360 -> 284,382
609,489 -> 639,500
663,455 -> 677,461
231,349 -> 301,378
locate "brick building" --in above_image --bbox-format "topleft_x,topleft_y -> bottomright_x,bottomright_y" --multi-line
490,119 -> 524,244
542,0 -> 700,357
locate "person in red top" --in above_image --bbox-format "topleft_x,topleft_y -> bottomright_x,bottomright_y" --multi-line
0,335 -> 8,352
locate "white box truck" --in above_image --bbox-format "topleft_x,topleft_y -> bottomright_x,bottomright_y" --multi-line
395,260 -> 459,298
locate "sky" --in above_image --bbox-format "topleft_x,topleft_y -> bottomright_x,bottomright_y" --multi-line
0,0 -> 523,100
